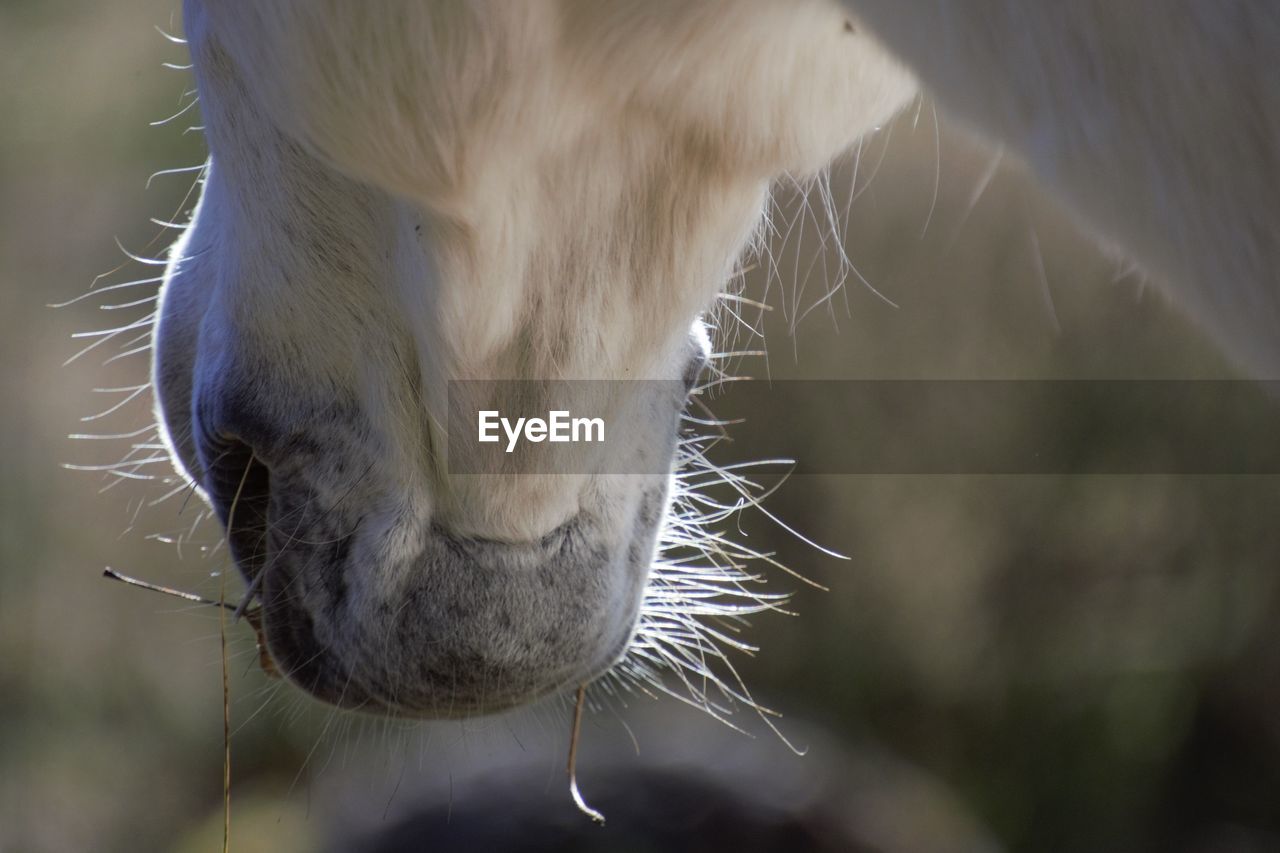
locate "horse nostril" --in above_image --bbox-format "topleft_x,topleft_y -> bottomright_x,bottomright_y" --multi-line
200,433 -> 272,581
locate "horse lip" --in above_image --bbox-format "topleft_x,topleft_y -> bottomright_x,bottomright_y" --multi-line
366,630 -> 634,719
253,527 -> 643,719
245,474 -> 665,718
429,514 -> 576,552
256,567 -> 389,713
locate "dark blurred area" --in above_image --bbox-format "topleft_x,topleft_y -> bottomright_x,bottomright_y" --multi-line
2,3 -> 1278,852
328,711 -> 997,853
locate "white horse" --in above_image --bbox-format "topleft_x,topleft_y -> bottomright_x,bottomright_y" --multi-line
152,0 -> 1280,717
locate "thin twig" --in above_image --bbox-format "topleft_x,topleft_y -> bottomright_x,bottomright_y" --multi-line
218,454 -> 257,853
220,565 -> 231,853
567,684 -> 605,824
103,567 -> 228,607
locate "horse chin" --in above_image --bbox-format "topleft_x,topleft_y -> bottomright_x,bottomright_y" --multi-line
252,481 -> 668,718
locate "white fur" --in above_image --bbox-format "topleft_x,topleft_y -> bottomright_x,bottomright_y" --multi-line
168,0 -> 912,537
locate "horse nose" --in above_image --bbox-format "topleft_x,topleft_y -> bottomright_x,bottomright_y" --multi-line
257,484 -> 668,716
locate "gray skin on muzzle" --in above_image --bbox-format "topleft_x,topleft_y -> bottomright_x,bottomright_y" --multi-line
186,373 -> 689,717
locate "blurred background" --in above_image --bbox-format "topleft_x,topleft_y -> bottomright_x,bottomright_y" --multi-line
2,2 -> 1278,851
